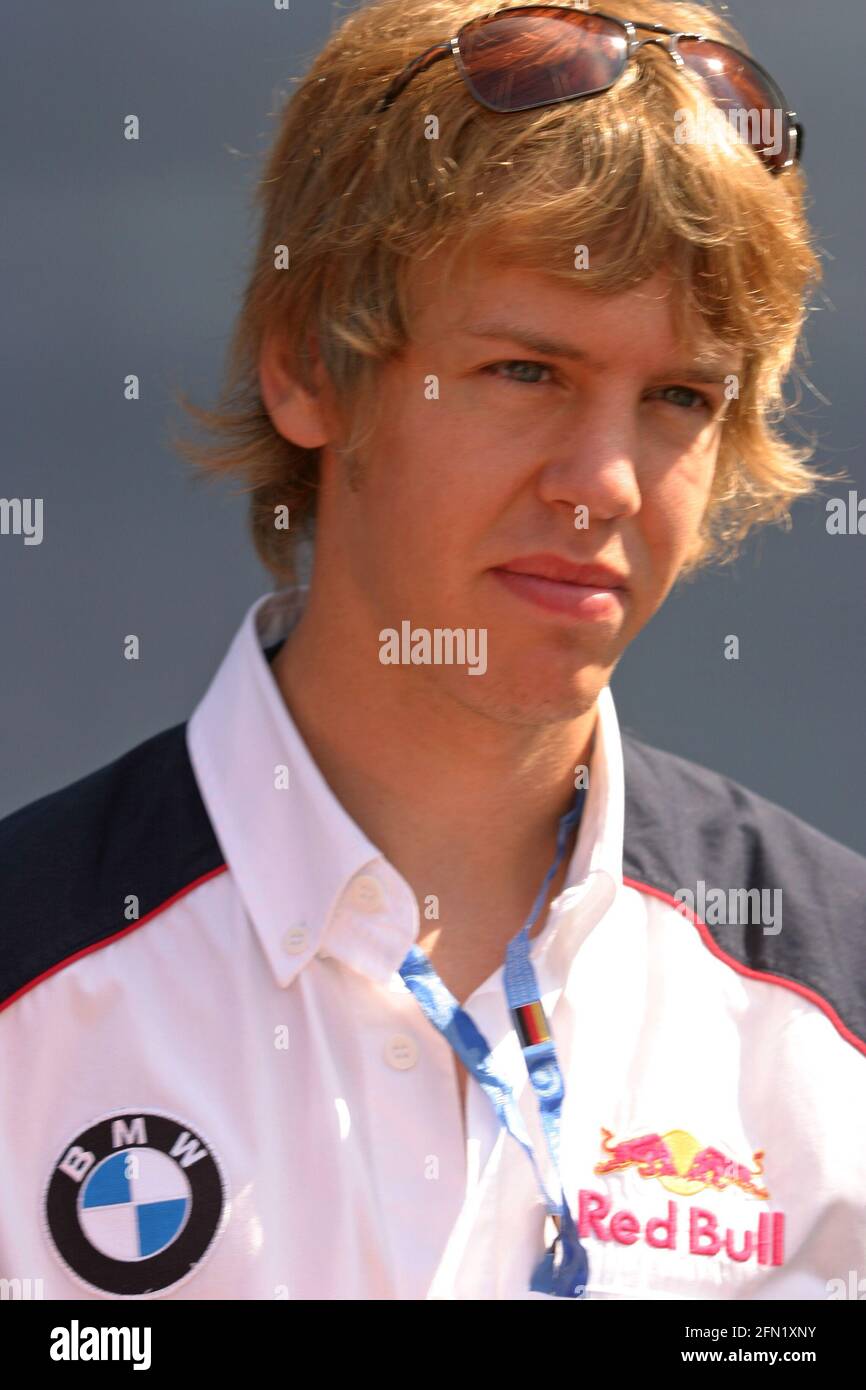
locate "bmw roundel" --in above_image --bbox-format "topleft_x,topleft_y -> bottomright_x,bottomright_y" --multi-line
44,1111 -> 227,1297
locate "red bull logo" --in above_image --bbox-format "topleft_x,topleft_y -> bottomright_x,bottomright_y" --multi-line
578,1188 -> 786,1266
594,1127 -> 770,1200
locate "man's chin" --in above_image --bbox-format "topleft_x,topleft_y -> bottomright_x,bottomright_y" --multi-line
437,663 -> 610,728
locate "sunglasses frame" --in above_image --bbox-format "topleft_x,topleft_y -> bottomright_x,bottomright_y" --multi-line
377,4 -> 803,174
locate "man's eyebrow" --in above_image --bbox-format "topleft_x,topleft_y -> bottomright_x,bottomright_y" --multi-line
461,320 -> 739,381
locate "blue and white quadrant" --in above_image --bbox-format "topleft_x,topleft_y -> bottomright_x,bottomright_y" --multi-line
78,1148 -> 191,1261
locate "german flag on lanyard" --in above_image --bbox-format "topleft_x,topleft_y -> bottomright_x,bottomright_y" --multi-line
513,999 -> 552,1049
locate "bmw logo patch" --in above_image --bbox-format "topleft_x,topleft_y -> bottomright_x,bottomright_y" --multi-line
44,1111 -> 227,1297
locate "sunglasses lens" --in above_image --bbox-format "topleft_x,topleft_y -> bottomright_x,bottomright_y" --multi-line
676,39 -> 794,171
457,8 -> 627,113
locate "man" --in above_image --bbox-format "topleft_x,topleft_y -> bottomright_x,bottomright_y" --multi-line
1,0 -> 864,1300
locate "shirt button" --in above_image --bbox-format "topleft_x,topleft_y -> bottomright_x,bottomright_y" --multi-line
384,1033 -> 419,1070
350,875 -> 385,914
282,924 -> 309,955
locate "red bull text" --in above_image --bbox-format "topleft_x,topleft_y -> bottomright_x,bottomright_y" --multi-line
578,1188 -> 786,1265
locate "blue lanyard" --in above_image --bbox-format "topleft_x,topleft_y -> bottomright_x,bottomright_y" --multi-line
398,789 -> 588,1298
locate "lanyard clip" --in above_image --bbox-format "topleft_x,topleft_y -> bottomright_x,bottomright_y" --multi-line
532,1210 -> 589,1299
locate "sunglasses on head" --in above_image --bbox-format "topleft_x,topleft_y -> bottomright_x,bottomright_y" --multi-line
377,5 -> 803,175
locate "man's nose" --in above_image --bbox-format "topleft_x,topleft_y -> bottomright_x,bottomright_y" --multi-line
535,408 -> 643,524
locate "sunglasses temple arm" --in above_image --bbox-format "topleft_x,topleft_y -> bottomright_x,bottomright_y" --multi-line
773,117 -> 803,175
377,41 -> 453,111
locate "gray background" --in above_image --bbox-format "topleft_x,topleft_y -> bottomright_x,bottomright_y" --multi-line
2,1 -> 864,853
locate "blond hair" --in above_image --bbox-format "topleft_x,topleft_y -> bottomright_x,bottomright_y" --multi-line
173,0 -> 832,580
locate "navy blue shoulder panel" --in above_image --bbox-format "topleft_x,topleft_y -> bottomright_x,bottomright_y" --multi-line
0,724 -> 224,1008
620,731 -> 866,1049
4,716 -> 863,1046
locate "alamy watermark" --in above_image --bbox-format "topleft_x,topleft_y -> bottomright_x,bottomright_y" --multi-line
674,880 -> 782,936
826,1270 -> 866,1299
49,1320 -> 151,1370
0,1276 -> 44,1299
0,497 -> 43,545
674,105 -> 785,160
826,490 -> 865,535
379,621 -> 487,676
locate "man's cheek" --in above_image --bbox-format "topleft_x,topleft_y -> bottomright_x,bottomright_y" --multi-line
654,474 -> 712,544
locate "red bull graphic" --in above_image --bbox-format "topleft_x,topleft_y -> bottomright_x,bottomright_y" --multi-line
595,1127 -> 770,1200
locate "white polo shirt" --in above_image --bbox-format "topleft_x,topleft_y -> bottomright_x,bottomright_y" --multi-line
1,588 -> 864,1300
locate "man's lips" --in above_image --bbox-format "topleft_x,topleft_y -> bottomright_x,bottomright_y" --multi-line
491,554 -> 628,620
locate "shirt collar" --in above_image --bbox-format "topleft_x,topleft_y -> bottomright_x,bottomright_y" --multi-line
529,668 -> 625,987
187,589 -> 625,993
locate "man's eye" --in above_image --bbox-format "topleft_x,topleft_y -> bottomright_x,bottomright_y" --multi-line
650,385 -> 712,411
484,360 -> 554,386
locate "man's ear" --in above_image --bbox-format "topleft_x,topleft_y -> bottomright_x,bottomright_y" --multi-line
259,329 -> 333,449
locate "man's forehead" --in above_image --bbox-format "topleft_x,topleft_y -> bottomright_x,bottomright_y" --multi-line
405,254 -> 740,372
